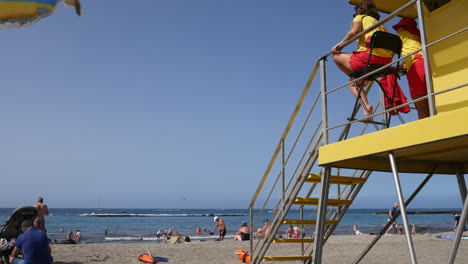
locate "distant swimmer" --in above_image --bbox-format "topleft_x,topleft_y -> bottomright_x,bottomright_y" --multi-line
34,197 -> 49,232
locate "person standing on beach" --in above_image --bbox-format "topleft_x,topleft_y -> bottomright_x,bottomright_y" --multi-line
34,197 -> 49,232
386,202 -> 400,235
74,230 -> 81,243
452,213 -> 465,231
286,225 -> 294,238
9,220 -> 53,264
293,225 -> 300,238
211,216 -> 226,241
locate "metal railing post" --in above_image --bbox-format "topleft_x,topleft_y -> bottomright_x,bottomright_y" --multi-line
416,0 -> 436,117
282,139 -> 286,206
319,57 -> 328,146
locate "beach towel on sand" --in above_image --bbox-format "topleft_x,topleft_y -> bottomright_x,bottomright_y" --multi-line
138,253 -> 169,263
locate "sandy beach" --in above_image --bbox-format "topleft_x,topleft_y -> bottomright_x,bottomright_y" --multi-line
51,232 -> 468,264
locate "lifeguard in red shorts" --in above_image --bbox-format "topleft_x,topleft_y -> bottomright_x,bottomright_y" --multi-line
393,17 -> 430,119
332,0 -> 393,118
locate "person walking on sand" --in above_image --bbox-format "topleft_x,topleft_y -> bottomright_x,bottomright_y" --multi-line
211,216 -> 226,241
34,197 -> 49,232
386,202 -> 400,235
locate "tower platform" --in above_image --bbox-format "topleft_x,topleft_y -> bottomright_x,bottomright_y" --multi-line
318,107 -> 468,174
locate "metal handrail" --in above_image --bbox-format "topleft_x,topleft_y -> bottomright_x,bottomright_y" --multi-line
249,62 -> 320,208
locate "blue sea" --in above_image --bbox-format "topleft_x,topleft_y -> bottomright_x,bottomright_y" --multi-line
0,208 -> 459,243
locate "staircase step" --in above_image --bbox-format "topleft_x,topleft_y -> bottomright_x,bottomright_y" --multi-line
272,238 -> 314,243
262,256 -> 312,261
293,197 -> 352,206
283,219 -> 339,225
306,174 -> 367,185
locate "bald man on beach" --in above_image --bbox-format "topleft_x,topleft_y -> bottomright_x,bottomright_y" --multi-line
34,197 -> 49,232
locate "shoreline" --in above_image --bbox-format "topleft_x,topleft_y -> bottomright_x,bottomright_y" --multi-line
50,232 -> 468,264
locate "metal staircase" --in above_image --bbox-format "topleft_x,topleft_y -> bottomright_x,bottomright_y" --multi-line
246,58 -> 389,263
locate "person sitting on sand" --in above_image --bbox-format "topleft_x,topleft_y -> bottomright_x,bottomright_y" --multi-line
256,219 -> 271,238
168,230 -> 182,244
9,220 -> 53,264
234,222 -> 250,241
352,225 -> 372,235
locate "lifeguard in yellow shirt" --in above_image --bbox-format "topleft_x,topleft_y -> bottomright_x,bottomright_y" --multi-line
332,0 -> 392,118
393,17 -> 430,119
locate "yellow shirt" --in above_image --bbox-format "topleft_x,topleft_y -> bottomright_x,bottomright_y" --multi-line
396,29 -> 424,69
352,15 -> 393,58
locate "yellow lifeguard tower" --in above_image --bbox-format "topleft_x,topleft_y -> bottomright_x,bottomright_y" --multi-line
248,0 -> 468,263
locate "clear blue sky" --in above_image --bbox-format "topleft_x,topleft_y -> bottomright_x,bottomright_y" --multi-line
0,0 -> 464,209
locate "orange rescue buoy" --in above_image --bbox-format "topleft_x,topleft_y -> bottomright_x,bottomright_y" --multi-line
235,249 -> 251,264
138,253 -> 159,263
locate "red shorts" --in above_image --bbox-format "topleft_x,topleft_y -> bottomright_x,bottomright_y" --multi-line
407,58 -> 427,98
349,51 -> 392,71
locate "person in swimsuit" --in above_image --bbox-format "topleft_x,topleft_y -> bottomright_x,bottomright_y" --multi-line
33,197 -> 49,232
234,222 -> 250,241
212,216 -> 227,241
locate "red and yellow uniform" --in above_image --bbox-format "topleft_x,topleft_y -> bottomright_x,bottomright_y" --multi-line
349,15 -> 393,71
393,18 -> 427,99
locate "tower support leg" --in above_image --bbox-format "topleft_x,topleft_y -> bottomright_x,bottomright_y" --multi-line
352,168 -> 435,264
389,152 -> 417,264
312,166 -> 331,264
448,192 -> 468,264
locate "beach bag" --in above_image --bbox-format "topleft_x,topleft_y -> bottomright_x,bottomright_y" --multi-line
138,253 -> 159,263
235,249 -> 251,264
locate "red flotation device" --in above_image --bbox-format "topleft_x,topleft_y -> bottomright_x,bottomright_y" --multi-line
235,249 -> 251,264
138,253 -> 159,263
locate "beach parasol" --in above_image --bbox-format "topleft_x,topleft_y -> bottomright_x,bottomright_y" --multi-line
0,0 -> 81,29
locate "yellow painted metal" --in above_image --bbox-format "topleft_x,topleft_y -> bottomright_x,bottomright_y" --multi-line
306,174 -> 367,185
294,197 -> 352,206
283,219 -> 339,225
272,238 -> 314,243
424,0 -> 468,114
349,0 -> 418,18
318,107 -> 468,174
262,256 -> 312,261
